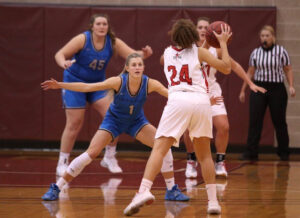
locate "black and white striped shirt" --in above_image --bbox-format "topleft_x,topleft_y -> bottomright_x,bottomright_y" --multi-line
249,44 -> 290,83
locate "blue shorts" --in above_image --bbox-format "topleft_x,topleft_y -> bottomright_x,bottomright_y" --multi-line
62,70 -> 107,108
100,110 -> 149,140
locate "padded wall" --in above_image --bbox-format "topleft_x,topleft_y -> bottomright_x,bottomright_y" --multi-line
0,4 -> 276,145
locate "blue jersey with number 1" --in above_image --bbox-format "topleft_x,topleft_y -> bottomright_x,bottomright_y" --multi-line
100,73 -> 150,139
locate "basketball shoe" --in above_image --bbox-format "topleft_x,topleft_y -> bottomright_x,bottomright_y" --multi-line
123,191 -> 155,216
185,160 -> 198,178
215,161 -> 228,178
101,156 -> 122,173
207,200 -> 221,214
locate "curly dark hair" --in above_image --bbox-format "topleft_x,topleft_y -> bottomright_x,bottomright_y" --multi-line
170,19 -> 199,48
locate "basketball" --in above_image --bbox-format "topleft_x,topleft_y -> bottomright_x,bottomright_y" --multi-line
205,21 -> 233,48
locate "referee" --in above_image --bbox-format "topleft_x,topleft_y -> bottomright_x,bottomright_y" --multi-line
239,25 -> 296,161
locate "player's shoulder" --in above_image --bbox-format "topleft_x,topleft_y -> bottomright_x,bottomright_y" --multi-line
164,45 -> 173,52
163,45 -> 174,58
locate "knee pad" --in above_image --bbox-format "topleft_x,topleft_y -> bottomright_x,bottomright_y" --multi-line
161,149 -> 174,173
67,152 -> 92,177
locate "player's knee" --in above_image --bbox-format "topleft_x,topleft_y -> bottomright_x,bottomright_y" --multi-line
217,122 -> 229,134
66,118 -> 84,132
161,149 -> 174,173
86,146 -> 102,159
67,152 -> 92,177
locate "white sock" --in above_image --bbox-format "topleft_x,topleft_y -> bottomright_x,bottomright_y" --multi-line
206,184 -> 217,202
58,152 -> 70,165
138,178 -> 153,193
104,145 -> 116,158
165,177 -> 175,190
57,177 -> 67,190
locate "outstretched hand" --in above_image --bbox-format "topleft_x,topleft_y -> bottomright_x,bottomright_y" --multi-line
210,96 -> 224,106
41,78 -> 61,90
214,24 -> 232,44
249,84 -> 267,94
141,45 -> 153,59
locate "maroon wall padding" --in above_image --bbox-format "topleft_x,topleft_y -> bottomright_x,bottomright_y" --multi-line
226,8 -> 277,145
0,4 -> 276,146
43,7 -> 90,141
0,5 -> 44,139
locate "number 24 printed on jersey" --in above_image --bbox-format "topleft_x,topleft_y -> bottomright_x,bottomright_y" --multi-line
168,64 -> 192,86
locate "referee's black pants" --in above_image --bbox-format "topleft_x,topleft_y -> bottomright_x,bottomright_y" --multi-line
245,82 -> 289,158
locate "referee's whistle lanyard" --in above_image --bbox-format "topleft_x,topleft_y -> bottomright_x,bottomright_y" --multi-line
261,42 -> 274,51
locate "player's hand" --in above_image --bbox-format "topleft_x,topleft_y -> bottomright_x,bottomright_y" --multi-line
63,59 -> 76,69
289,86 -> 296,97
214,24 -> 232,44
239,91 -> 246,103
249,84 -> 267,94
210,96 -> 223,105
142,45 -> 153,59
41,78 -> 61,90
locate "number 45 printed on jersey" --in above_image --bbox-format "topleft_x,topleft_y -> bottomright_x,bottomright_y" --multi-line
89,59 -> 106,70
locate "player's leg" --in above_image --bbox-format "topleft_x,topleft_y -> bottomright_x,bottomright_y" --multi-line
57,75 -> 87,177
125,92 -> 191,216
92,94 -> 122,173
136,124 -> 189,201
42,130 -> 112,201
183,130 -> 198,178
213,114 -> 229,177
124,137 -> 175,216
57,109 -> 85,177
189,100 -> 220,214
210,82 -> 229,176
193,137 -> 221,214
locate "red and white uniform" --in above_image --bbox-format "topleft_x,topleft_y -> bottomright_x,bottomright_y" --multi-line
155,44 -> 212,146
203,47 -> 227,117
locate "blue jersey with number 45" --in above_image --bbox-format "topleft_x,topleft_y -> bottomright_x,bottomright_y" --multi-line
66,31 -> 113,82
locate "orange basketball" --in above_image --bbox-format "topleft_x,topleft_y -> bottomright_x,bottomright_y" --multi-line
205,21 -> 233,48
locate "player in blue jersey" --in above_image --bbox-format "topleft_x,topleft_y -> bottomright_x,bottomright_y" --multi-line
55,13 -> 153,176
41,53 -> 189,202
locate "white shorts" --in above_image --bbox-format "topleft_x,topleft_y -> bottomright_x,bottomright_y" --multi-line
209,82 -> 227,117
155,91 -> 213,147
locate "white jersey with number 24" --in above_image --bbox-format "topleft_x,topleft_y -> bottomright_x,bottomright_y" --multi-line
163,44 -> 209,94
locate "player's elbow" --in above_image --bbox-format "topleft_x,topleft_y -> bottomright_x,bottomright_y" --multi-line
224,66 -> 231,75
54,52 -> 59,62
54,51 -> 63,65
160,56 -> 164,66
220,65 -> 231,75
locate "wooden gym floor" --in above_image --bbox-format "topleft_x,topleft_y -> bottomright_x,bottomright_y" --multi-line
0,151 -> 300,218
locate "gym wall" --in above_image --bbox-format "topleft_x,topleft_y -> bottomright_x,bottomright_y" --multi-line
0,4 -> 276,148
